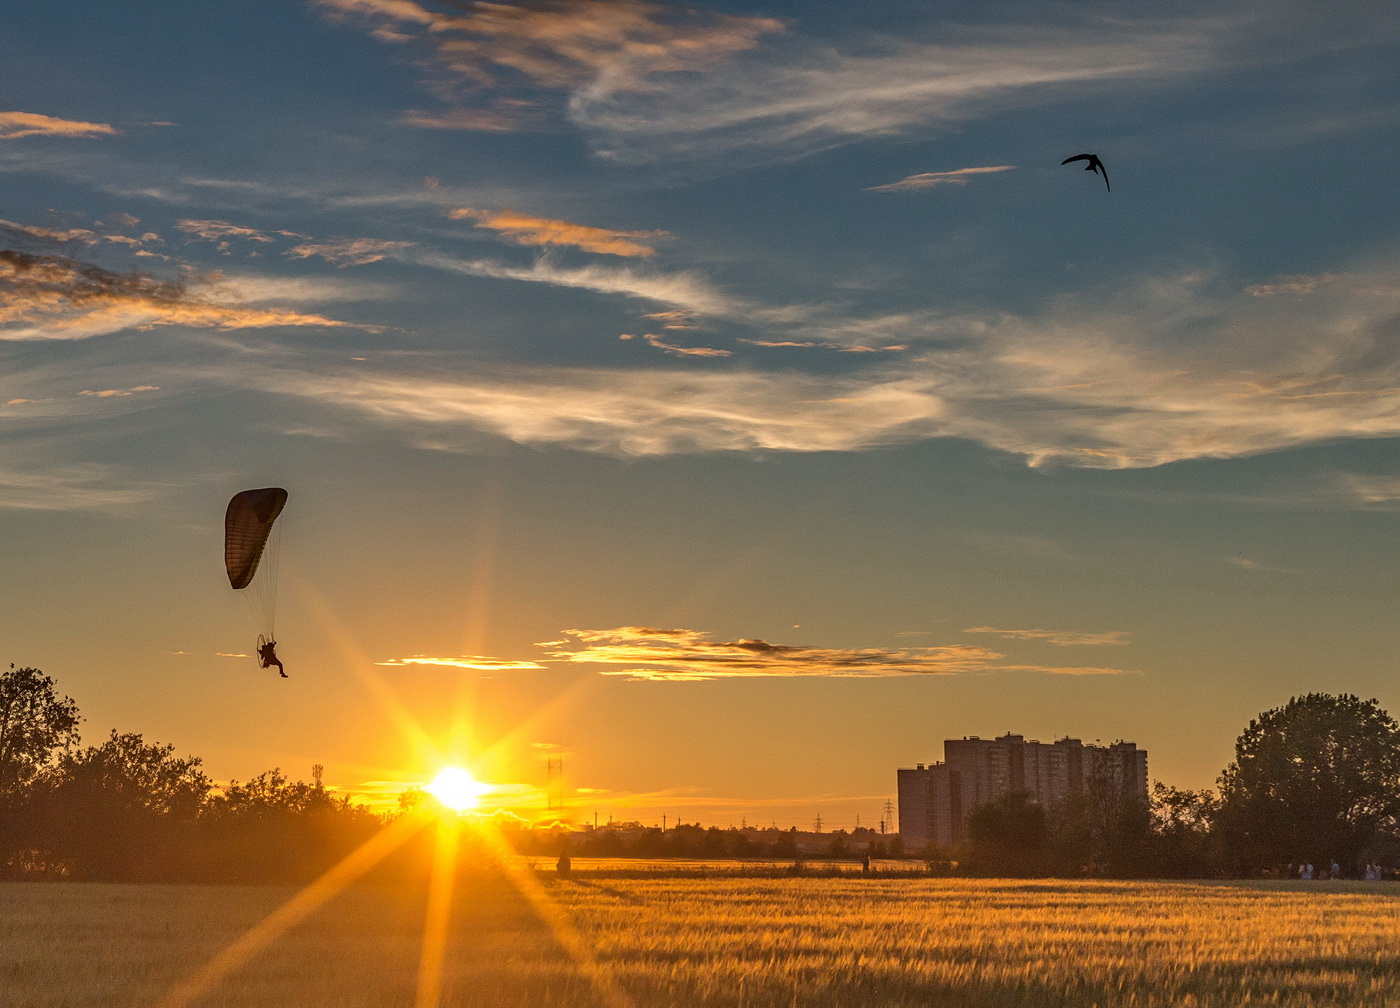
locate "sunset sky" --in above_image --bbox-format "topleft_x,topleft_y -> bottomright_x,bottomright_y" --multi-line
4,0 -> 1400,827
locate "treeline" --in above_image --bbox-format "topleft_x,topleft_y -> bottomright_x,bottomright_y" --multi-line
510,822 -> 906,861
936,692 -> 1400,879
2,665 -> 1399,882
0,666 -> 385,882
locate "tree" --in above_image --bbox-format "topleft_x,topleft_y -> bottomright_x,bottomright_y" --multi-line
0,665 -> 79,804
1215,693 -> 1400,875
200,769 -> 379,882
963,791 -> 1050,876
36,731 -> 211,880
1150,783 -> 1217,877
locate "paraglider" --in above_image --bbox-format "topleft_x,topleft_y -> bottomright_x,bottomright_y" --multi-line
257,638 -> 286,678
225,487 -> 289,678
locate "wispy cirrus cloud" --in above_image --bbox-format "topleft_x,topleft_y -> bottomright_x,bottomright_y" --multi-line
0,249 -> 366,340
1340,474 -> 1400,508
0,111 -> 117,140
376,654 -> 547,671
642,309 -> 696,329
448,208 -> 667,257
315,0 -> 784,131
1244,272 -> 1400,298
287,237 -> 416,265
242,254 -> 1400,470
0,462 -> 156,511
619,331 -> 730,357
411,251 -> 737,315
1226,556 -> 1303,575
570,17 -> 1230,166
867,166 -> 1017,192
78,385 -> 160,398
541,626 -> 1129,680
964,627 -> 1131,646
0,218 -> 159,251
176,219 -> 276,252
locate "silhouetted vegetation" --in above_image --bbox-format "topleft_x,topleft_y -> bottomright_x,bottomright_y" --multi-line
2,665 -> 1398,882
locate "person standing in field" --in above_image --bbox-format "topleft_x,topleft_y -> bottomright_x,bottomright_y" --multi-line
1301,863 -> 1314,880
556,850 -> 571,877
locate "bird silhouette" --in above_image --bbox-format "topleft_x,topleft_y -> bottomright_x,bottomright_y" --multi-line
1061,153 -> 1109,192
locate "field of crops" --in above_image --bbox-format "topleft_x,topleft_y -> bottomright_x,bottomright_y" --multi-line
4,876 -> 1400,1007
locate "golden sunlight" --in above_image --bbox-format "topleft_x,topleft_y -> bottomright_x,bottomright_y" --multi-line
426,766 -> 491,812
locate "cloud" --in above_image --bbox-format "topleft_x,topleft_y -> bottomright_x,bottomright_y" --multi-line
448,208 -> 666,257
0,249 -> 365,340
251,255 -> 1400,469
0,218 -> 158,251
255,362 -> 941,455
316,0 -> 784,131
1340,474 -> 1400,508
78,386 -> 160,398
738,337 -> 905,353
1226,556 -> 1302,575
0,462 -> 156,511
1245,272 -> 1400,298
376,654 -> 547,671
866,166 -> 1017,192
412,251 -> 736,315
0,112 -> 117,140
964,627 -> 1131,646
569,16 -> 1229,166
541,626 -> 1128,680
402,107 -> 532,131
0,219 -> 99,245
642,309 -> 696,329
619,332 -> 730,357
176,219 -> 274,251
287,238 -> 416,265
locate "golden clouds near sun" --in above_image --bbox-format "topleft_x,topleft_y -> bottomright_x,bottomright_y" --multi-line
426,767 -> 491,811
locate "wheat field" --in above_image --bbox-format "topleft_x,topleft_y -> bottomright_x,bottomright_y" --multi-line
4,877 -> 1399,1007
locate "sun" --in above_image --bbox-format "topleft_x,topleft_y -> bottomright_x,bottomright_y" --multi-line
426,766 -> 491,812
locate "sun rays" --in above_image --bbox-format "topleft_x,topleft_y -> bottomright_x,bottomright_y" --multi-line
155,513 -> 631,1008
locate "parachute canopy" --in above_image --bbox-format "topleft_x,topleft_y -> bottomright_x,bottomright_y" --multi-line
225,488 -> 288,590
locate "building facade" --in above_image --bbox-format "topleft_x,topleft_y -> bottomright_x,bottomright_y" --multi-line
897,733 -> 1148,850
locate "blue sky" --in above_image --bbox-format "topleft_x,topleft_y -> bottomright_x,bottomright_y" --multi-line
3,0 -> 1400,824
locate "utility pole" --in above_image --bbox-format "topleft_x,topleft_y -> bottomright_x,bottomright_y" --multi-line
312,764 -> 323,791
814,813 -> 823,833
546,755 -> 564,812
881,799 -> 895,834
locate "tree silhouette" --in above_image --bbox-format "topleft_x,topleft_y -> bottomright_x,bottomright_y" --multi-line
0,665 -> 79,804
1150,783 -> 1218,877
1215,693 -> 1400,875
964,791 -> 1050,876
35,730 -> 211,880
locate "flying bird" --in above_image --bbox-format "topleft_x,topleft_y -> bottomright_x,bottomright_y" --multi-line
1061,153 -> 1109,192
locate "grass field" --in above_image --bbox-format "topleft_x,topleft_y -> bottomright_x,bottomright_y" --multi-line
4,876 -> 1400,1007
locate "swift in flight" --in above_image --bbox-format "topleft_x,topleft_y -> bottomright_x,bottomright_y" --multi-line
1061,153 -> 1109,191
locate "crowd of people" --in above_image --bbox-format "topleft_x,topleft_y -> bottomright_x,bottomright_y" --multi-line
1290,861 -> 1390,881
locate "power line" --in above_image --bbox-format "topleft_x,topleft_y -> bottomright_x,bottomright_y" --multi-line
546,755 -> 564,812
